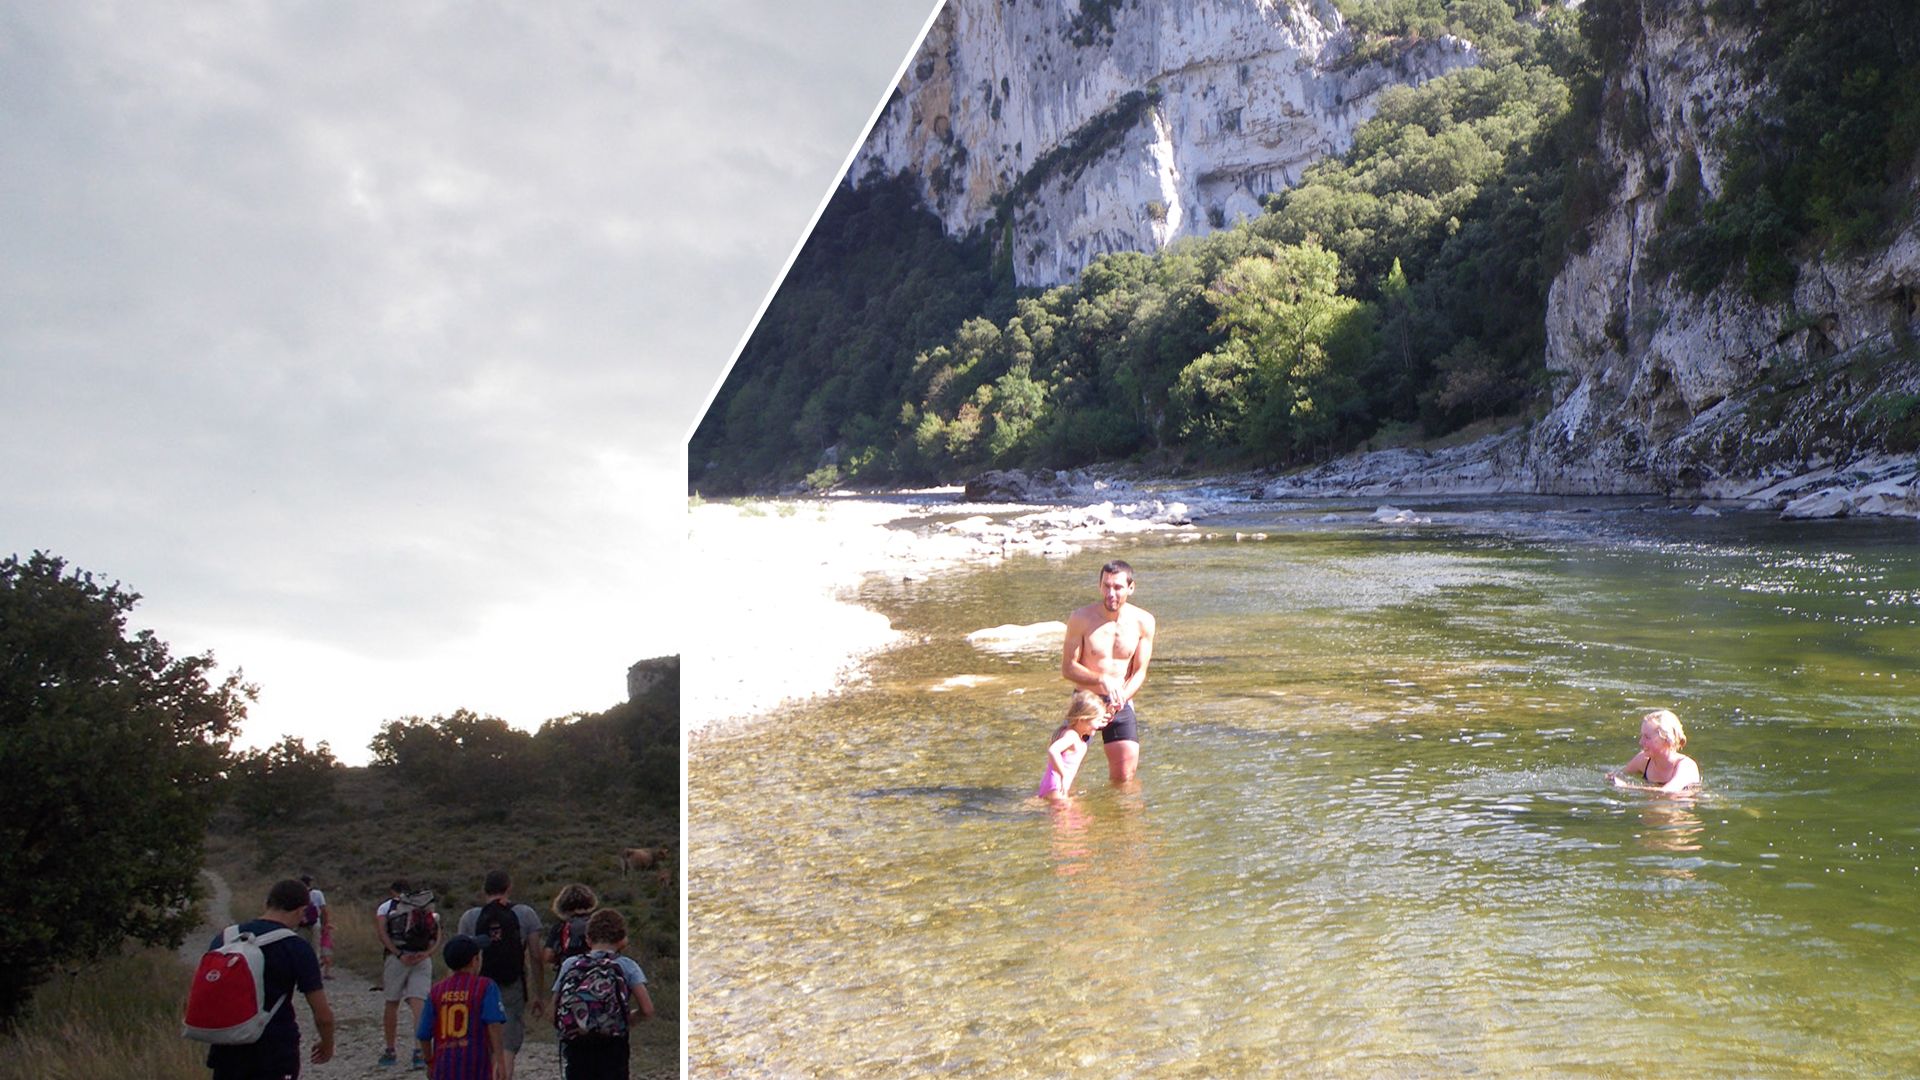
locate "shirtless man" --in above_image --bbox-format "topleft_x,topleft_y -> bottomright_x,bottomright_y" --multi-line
1061,559 -> 1156,785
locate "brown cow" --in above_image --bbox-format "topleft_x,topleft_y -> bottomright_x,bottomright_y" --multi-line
620,846 -> 669,877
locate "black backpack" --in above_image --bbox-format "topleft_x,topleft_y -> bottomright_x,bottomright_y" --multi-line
551,914 -> 591,963
473,901 -> 525,985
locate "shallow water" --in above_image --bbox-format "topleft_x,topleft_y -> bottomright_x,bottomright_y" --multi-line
688,502 -> 1920,1076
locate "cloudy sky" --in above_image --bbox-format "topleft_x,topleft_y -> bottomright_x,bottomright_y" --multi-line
2,1 -> 938,763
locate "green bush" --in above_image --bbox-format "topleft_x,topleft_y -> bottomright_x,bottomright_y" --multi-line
0,553 -> 245,1025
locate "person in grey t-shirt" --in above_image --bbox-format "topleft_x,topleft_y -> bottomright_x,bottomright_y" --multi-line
457,869 -> 547,1080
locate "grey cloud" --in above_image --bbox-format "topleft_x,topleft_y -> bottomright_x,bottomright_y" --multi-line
1,0 -> 938,745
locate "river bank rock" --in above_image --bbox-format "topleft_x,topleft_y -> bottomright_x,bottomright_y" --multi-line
1259,431 -> 1537,498
1255,430 -> 1920,520
963,469 -> 1068,503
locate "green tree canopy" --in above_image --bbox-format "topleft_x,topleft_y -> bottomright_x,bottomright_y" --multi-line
0,552 -> 248,1025
369,708 -> 538,817
227,735 -> 338,825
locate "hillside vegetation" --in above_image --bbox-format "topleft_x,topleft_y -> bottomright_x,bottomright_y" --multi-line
1,550 -> 679,1075
214,680 -> 680,980
206,682 -> 681,1074
690,0 -> 1920,493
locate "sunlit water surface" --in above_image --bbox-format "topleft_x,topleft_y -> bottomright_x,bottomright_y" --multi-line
690,502 -> 1920,1077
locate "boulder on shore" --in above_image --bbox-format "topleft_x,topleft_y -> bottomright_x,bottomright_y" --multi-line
964,469 -> 1060,503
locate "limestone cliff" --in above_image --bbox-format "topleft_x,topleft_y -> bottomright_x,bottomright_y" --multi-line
852,0 -> 1473,286
1525,1 -> 1920,499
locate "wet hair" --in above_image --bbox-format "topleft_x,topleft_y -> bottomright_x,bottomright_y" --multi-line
1064,689 -> 1105,727
1642,708 -> 1687,749
551,883 -> 598,917
483,869 -> 512,896
1099,559 -> 1135,585
585,907 -> 628,947
1052,690 -> 1106,744
266,878 -> 309,913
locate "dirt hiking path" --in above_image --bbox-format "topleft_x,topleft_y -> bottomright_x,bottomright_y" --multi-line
184,870 -> 589,1079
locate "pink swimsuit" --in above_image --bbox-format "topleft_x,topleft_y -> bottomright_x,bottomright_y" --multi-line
1036,734 -> 1087,798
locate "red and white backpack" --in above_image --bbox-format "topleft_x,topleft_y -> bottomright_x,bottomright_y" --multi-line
182,924 -> 298,1044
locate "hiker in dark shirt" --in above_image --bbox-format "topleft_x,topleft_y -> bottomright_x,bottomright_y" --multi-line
204,878 -> 336,1080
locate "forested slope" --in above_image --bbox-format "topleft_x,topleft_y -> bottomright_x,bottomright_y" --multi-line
690,0 -> 1920,495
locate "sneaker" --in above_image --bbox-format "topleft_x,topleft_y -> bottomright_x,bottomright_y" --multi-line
411,1048 -> 425,1070
377,1047 -> 397,1067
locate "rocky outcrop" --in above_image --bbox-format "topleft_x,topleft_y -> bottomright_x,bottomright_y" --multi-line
854,0 -> 1473,286
962,468 -> 1080,503
1256,433 -> 1920,518
1261,431 -> 1535,497
1523,0 -> 1920,498
860,0 -> 1918,508
627,655 -> 679,701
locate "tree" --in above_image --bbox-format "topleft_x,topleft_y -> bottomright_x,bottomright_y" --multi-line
0,552 -> 249,1025
227,735 -> 338,824
368,708 -> 538,816
1177,243 -> 1368,459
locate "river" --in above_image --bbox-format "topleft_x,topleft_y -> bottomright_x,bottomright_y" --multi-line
688,500 -> 1920,1076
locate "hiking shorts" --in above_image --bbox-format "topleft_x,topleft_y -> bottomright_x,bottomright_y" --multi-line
383,953 -> 432,1002
499,979 -> 529,1051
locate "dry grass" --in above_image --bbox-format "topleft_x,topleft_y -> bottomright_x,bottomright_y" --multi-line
0,946 -> 205,1080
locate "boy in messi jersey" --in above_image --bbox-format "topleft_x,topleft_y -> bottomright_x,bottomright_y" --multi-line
417,935 -> 507,1080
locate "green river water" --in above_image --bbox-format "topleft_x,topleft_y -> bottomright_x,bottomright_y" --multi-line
688,500 -> 1920,1077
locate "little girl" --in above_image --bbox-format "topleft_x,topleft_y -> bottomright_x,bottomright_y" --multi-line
1608,708 -> 1702,793
1037,690 -> 1106,802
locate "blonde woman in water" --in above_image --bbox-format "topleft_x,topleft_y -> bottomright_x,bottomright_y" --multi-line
1036,690 -> 1107,802
1608,708 -> 1702,793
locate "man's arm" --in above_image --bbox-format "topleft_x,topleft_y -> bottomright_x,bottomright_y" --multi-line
1117,611 -> 1156,704
374,905 -> 396,954
524,910 -> 548,1016
304,988 -> 335,1064
1061,609 -> 1100,688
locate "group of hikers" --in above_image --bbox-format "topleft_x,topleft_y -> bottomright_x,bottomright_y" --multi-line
185,868 -> 653,1080
1037,559 -> 1703,801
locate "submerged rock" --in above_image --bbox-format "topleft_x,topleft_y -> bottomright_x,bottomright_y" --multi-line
965,621 -> 1067,654
1372,505 -> 1429,524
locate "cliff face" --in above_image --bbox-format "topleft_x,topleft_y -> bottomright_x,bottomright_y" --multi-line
854,0 -> 1473,286
853,1 -> 1916,502
1526,1 -> 1920,496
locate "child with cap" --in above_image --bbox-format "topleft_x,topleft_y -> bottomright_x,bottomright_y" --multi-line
417,934 -> 507,1080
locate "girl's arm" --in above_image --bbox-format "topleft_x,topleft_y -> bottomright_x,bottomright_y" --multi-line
1046,730 -> 1082,774
1607,751 -> 1649,786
